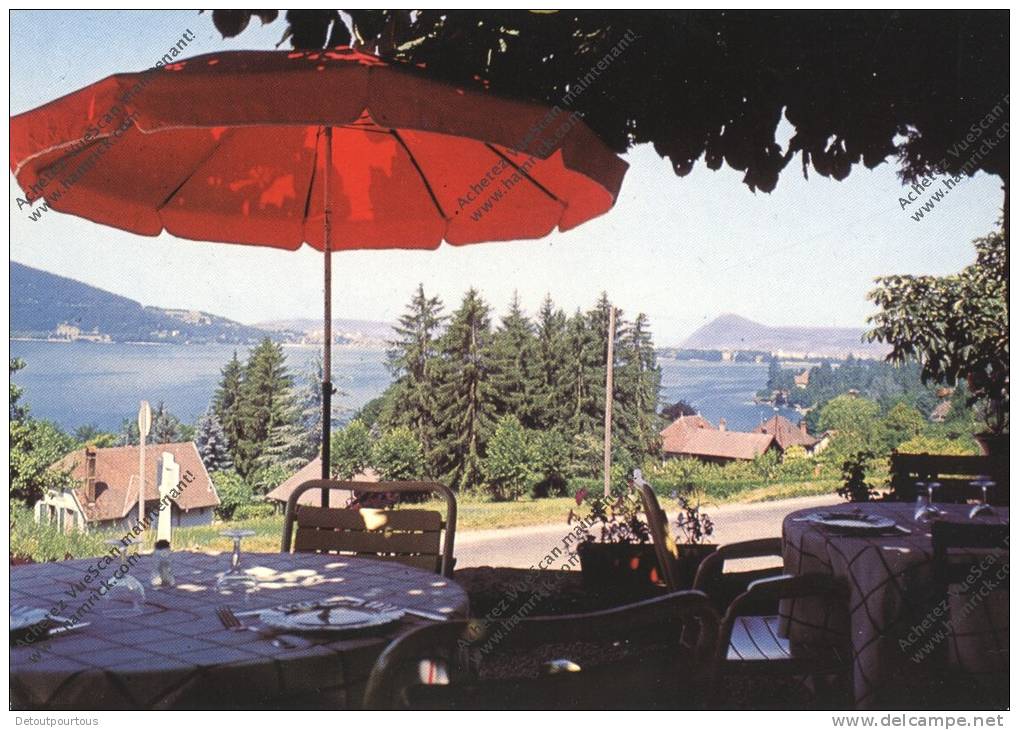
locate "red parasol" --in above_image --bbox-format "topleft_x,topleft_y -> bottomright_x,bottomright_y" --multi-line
10,48 -> 628,488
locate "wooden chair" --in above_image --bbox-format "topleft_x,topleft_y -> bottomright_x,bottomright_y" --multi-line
636,479 -> 680,590
693,537 -> 784,614
889,453 -> 1008,504
281,479 -> 457,577
713,573 -> 851,707
362,591 -> 720,710
929,520 -> 1009,706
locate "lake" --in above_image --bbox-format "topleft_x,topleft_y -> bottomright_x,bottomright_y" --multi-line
9,341 -> 801,433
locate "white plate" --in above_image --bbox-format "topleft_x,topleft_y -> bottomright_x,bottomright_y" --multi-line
259,601 -> 404,633
10,606 -> 57,633
807,512 -> 897,534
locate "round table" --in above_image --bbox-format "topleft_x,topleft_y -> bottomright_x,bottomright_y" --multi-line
781,502 -> 1009,709
11,551 -> 469,710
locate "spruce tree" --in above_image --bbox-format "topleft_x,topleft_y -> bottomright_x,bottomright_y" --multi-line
212,352 -> 246,467
194,409 -> 233,472
235,338 -> 303,477
150,402 -> 183,444
531,294 -> 570,429
489,292 -> 536,425
384,284 -> 446,475
297,353 -> 345,463
433,288 -> 495,491
615,312 -> 662,459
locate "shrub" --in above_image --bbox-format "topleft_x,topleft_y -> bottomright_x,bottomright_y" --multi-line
894,435 -> 980,456
482,416 -> 538,501
372,427 -> 425,480
330,419 -> 373,479
212,470 -> 254,520
232,502 -> 277,520
532,430 -> 570,497
249,463 -> 293,497
837,451 -> 877,502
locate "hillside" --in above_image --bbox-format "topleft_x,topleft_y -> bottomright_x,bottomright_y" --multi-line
681,313 -> 889,359
10,262 -> 273,345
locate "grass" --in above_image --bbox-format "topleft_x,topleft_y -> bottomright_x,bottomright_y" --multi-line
11,477 -> 843,563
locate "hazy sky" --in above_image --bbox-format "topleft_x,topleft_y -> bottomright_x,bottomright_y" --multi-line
9,10 -> 1003,345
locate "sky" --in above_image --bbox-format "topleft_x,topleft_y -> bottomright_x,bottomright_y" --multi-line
9,10 -> 1004,345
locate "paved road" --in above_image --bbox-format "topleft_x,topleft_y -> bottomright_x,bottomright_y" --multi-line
455,493 -> 842,569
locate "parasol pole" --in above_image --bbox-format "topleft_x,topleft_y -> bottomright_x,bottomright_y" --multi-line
321,126 -> 333,506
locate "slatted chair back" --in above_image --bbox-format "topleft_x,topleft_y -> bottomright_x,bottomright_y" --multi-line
636,479 -> 682,591
281,480 -> 457,577
932,521 -> 1010,587
693,538 -> 784,614
716,573 -> 849,676
362,590 -> 720,710
889,453 -> 1008,504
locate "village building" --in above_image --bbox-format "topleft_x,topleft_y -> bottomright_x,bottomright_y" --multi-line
36,442 -> 219,533
265,457 -> 380,510
793,369 -> 810,388
753,414 -> 828,456
660,414 -> 777,464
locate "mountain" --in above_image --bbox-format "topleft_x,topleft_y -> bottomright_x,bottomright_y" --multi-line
10,262 -> 272,345
680,313 -> 889,359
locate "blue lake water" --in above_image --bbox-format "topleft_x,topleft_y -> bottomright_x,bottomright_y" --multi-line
9,341 -> 800,433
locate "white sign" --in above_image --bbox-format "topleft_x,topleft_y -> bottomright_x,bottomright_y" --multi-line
138,400 -> 152,439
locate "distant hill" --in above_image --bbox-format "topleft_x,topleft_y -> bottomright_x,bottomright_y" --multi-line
681,313 -> 889,360
10,262 -> 273,345
256,317 -> 392,343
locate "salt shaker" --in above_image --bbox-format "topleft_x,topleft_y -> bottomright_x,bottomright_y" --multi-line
151,539 -> 175,588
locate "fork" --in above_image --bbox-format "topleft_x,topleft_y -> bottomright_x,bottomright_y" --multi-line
216,606 -> 303,649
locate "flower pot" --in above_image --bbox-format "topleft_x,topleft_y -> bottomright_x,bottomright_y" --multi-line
577,542 -> 662,599
673,543 -> 718,589
974,432 -> 1009,457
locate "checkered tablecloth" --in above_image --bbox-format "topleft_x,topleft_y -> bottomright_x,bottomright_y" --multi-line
781,502 -> 1009,709
11,552 -> 469,710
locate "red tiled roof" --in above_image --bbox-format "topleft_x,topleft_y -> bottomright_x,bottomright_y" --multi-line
671,429 -> 775,461
264,457 -> 378,507
660,414 -> 715,453
51,443 -> 219,522
754,414 -> 819,450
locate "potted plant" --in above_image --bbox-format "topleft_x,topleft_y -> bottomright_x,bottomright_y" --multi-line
671,485 -> 717,588
570,487 -> 661,600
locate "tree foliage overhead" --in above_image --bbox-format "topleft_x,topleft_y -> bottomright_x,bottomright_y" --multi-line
210,10 -> 1009,193
867,225 -> 1009,432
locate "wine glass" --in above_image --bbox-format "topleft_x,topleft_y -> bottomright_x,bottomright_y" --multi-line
99,539 -> 146,617
969,478 -> 996,518
913,480 -> 932,522
216,529 -> 258,601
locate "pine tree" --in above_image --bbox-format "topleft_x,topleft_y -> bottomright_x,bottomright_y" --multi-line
615,312 -> 662,458
150,401 -> 183,444
194,409 -> 233,472
298,352 -> 345,463
531,294 -> 570,430
433,289 -> 495,491
235,339 -> 303,477
384,284 -> 446,475
213,352 -> 246,467
489,292 -> 536,425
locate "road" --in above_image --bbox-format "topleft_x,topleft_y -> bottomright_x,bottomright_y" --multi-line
454,493 -> 841,569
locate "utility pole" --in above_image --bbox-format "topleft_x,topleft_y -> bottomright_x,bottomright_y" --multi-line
603,305 -> 616,498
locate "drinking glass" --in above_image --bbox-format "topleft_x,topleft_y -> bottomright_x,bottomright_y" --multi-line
913,481 -> 929,522
99,539 -> 146,617
216,529 -> 258,601
969,478 -> 996,518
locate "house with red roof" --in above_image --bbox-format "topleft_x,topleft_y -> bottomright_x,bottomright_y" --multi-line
37,443 -> 220,533
660,414 -> 777,464
753,414 -> 828,455
264,456 -> 379,510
